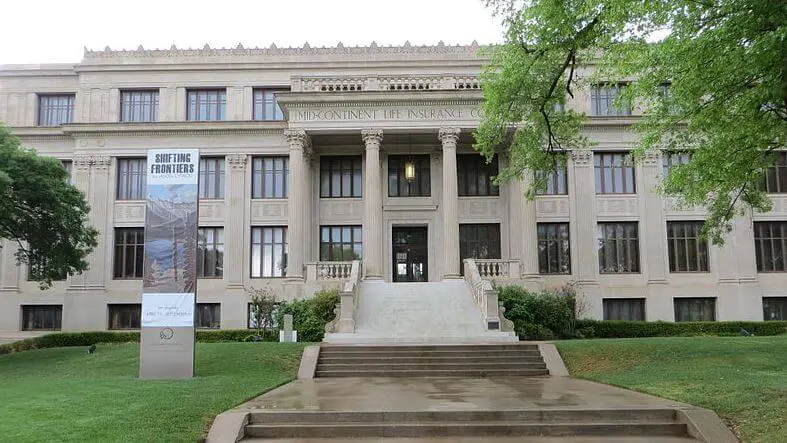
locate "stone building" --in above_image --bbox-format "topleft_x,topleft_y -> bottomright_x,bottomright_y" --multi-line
0,43 -> 785,334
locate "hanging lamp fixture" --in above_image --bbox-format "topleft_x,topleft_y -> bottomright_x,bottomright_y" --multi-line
404,133 -> 416,182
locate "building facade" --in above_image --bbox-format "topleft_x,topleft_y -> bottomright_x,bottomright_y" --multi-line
1,43 -> 785,332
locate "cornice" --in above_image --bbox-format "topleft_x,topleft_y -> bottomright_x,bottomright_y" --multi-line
60,121 -> 287,137
277,90 -> 484,108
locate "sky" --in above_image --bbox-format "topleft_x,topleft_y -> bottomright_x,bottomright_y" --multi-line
0,0 -> 505,65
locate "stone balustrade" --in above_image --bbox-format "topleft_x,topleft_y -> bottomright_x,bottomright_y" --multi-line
475,259 -> 521,279
292,73 -> 481,93
306,261 -> 355,281
463,258 -> 502,331
324,260 -> 362,334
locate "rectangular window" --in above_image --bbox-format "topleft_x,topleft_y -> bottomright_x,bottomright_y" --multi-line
459,224 -> 501,274
590,83 -> 631,116
598,222 -> 640,273
667,222 -> 709,272
197,227 -> 224,278
674,298 -> 716,322
595,152 -> 636,194
114,228 -> 144,279
535,166 -> 568,195
320,156 -> 363,198
537,223 -> 571,274
252,157 -> 289,199
199,157 -> 225,199
754,221 -> 787,272
117,158 -> 147,200
108,304 -> 141,330
388,155 -> 431,197
662,152 -> 691,177
763,152 -> 787,193
603,299 -> 646,321
196,303 -> 221,329
187,89 -> 226,121
457,154 -> 499,196
21,305 -> 62,331
38,94 -> 74,126
253,88 -> 287,121
320,226 -> 363,261
26,258 -> 66,282
120,90 -> 159,122
251,227 -> 287,277
763,297 -> 787,321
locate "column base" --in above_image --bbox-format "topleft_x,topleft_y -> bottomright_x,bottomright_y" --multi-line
442,274 -> 463,280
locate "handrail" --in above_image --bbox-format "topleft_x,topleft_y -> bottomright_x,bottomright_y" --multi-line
463,258 -> 502,330
324,260 -> 361,334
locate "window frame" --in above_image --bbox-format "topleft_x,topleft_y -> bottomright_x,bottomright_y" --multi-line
252,156 -> 289,199
108,303 -> 142,330
763,152 -> 787,194
763,297 -> 787,321
197,227 -> 224,279
252,88 -> 287,121
116,158 -> 147,200
535,166 -> 568,195
754,221 -> 787,272
21,305 -> 63,331
186,89 -> 227,121
662,151 -> 692,178
251,226 -> 288,278
120,89 -> 160,123
537,222 -> 571,275
113,228 -> 145,279
590,83 -> 631,116
674,297 -> 716,322
603,298 -> 646,321
597,222 -> 640,274
37,94 -> 75,126
319,225 -> 363,261
196,303 -> 221,329
198,157 -> 225,199
666,221 -> 709,273
457,154 -> 499,197
320,156 -> 363,198
388,155 -> 431,197
594,152 -> 636,194
459,223 -> 502,274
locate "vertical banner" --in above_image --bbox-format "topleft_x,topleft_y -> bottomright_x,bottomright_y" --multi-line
139,149 -> 199,379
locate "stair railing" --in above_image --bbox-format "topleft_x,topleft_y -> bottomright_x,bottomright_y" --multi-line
463,258 -> 502,330
325,260 -> 362,334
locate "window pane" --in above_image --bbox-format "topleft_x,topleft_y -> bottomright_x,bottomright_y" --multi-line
320,156 -> 363,198
674,298 -> 716,322
598,222 -> 639,273
120,90 -> 159,122
251,227 -> 288,278
754,221 -> 787,272
457,155 -> 499,196
537,223 -> 571,274
603,299 -> 645,321
459,224 -> 501,275
252,156 -> 289,199
388,155 -> 431,197
38,95 -> 75,126
114,228 -> 144,278
187,89 -> 226,121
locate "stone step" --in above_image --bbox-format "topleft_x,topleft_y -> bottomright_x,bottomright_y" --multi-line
248,409 -> 679,424
321,344 -> 539,352
242,437 -> 698,442
316,362 -> 548,371
319,350 -> 541,358
313,368 -> 550,377
318,357 -> 546,365
245,421 -> 688,439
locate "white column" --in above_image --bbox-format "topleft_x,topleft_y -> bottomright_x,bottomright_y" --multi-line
641,151 -> 671,321
439,127 -> 461,279
285,130 -> 309,280
570,150 -> 602,318
70,154 -> 111,290
362,129 -> 384,279
225,153 -> 247,289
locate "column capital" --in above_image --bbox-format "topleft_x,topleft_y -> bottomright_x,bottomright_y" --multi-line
642,149 -> 662,167
438,127 -> 461,147
284,129 -> 309,148
226,153 -> 248,171
74,154 -> 93,171
361,128 -> 383,148
570,149 -> 593,167
74,154 -> 111,170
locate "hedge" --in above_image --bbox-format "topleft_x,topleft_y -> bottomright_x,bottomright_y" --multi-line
574,320 -> 787,339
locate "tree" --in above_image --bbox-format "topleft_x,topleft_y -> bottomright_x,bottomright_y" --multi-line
0,124 -> 98,288
476,0 -> 787,243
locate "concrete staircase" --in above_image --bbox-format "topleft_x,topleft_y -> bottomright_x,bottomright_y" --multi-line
316,343 -> 548,377
243,408 -> 692,440
324,280 -> 517,343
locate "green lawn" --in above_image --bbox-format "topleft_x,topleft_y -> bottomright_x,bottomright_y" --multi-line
556,336 -> 787,443
0,342 -> 308,442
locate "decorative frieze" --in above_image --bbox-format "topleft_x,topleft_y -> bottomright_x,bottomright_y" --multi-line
73,153 -> 111,170
642,149 -> 662,167
571,150 -> 593,167
596,196 -> 639,217
226,153 -> 248,171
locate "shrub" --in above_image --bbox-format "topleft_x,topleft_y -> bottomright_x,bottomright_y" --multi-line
498,284 -> 578,339
276,288 -> 340,342
575,320 -> 787,338
0,331 -> 140,355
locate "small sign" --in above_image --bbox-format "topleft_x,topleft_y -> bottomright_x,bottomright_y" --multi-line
396,252 -> 407,261
142,293 -> 195,327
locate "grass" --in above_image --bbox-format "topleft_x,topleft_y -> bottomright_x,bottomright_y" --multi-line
0,342 -> 308,442
555,336 -> 787,443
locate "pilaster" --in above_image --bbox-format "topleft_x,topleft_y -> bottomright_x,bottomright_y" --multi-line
439,127 -> 461,279
641,151 -> 668,283
225,153 -> 248,289
362,129 -> 384,279
570,150 -> 601,317
285,130 -> 310,280
508,170 -> 539,281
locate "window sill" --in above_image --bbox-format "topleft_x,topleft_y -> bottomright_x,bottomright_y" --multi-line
112,277 -> 143,280
197,276 -> 224,280
251,197 -> 289,201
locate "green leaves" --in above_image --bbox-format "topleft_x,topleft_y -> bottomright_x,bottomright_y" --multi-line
479,0 -> 787,243
0,124 -> 98,288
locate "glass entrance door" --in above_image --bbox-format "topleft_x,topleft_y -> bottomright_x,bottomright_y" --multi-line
392,226 -> 428,282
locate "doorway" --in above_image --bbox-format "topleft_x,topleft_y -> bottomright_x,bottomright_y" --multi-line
392,226 -> 428,282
